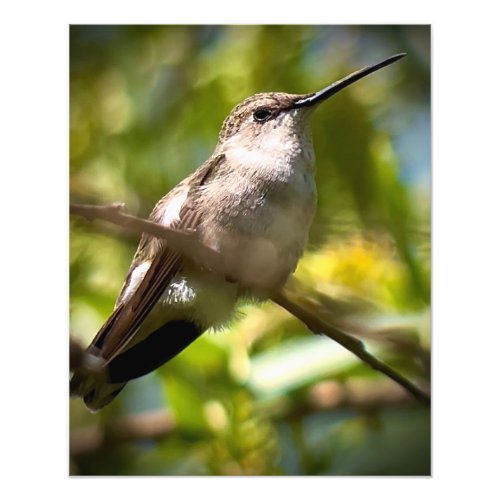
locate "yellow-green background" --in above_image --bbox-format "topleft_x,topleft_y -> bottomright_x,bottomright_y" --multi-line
70,25 -> 430,475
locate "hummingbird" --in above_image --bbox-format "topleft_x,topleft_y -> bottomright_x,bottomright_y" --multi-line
70,53 -> 406,411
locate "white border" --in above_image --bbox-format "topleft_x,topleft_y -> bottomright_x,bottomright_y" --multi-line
3,0 -> 500,497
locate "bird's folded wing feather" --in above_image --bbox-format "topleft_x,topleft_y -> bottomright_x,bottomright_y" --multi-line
85,154 -> 224,364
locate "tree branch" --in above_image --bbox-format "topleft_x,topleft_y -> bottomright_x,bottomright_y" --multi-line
272,291 -> 430,404
70,202 -> 430,405
71,202 -> 227,276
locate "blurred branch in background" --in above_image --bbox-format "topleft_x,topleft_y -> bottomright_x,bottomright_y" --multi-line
70,202 -> 430,404
70,378 -> 413,459
71,408 -> 176,457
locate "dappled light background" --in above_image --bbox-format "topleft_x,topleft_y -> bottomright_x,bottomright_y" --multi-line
70,25 -> 430,475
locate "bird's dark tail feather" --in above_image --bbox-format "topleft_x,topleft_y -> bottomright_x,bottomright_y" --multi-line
107,320 -> 203,383
70,320 -> 203,411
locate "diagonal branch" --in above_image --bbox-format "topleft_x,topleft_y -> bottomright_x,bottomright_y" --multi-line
70,202 -> 430,404
272,291 -> 430,404
70,202 -> 226,275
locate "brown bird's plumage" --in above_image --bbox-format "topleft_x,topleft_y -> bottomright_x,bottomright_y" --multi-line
98,160 -> 220,354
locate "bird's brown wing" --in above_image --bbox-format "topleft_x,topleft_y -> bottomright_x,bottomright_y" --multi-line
85,154 -> 224,364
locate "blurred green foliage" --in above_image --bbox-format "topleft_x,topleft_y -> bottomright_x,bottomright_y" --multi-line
70,25 -> 430,476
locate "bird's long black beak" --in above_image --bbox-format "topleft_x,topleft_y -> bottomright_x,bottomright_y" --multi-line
293,53 -> 406,108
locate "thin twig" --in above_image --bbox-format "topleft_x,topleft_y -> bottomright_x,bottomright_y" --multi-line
70,202 -> 430,405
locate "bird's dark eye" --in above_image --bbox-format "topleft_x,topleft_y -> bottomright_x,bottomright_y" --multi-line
253,108 -> 272,122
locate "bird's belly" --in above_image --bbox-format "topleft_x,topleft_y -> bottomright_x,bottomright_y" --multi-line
201,199 -> 315,292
